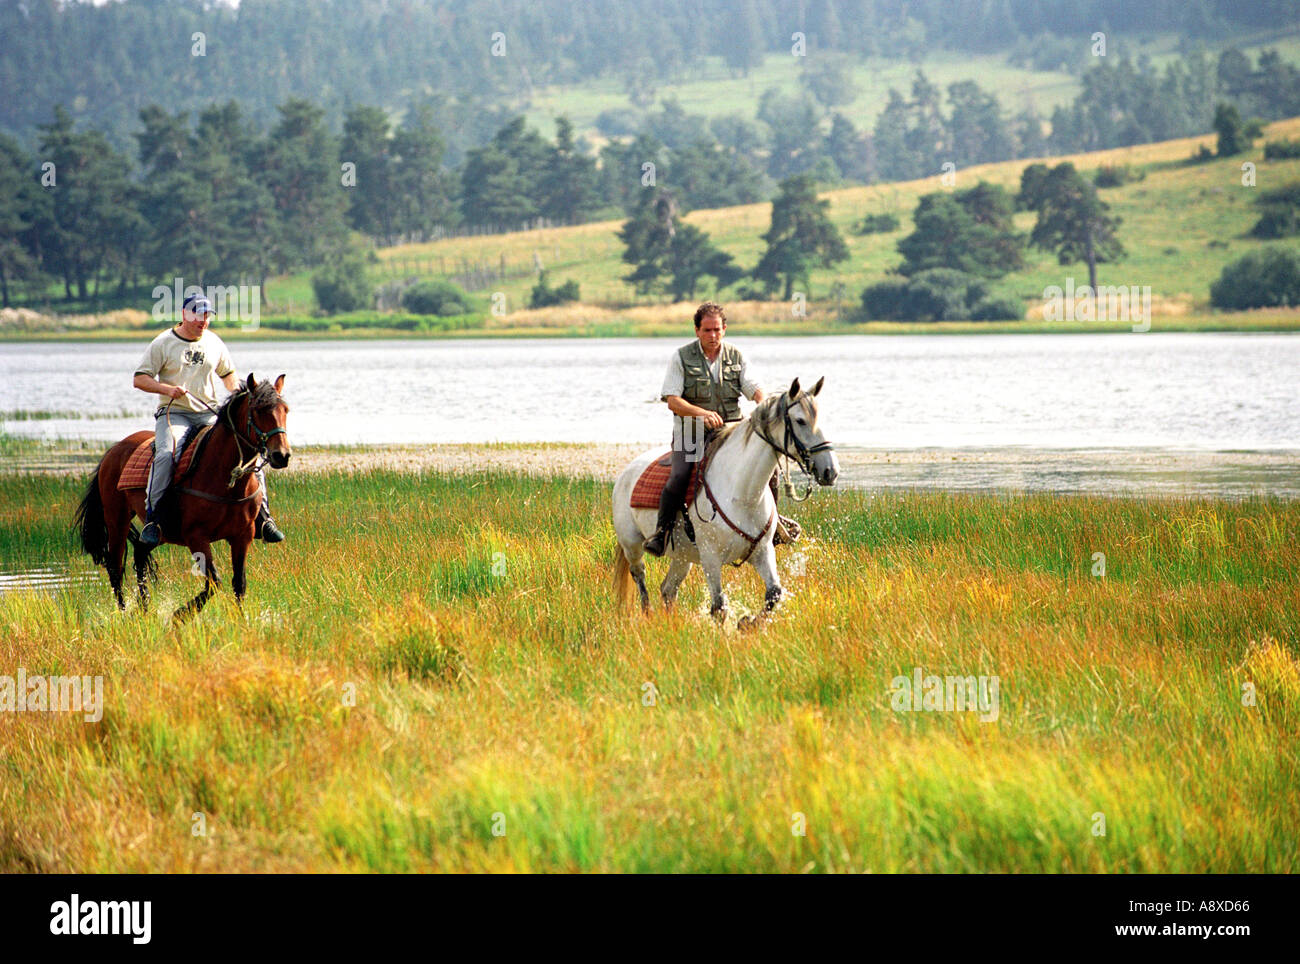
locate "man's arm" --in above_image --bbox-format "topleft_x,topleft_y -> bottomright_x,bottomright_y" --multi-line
666,394 -> 724,428
738,356 -> 764,403
221,372 -> 238,392
133,373 -> 185,400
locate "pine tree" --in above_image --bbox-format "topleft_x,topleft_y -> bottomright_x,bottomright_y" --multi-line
0,133 -> 47,307
541,117 -> 600,224
391,100 -> 457,242
340,105 -> 397,243
1028,162 -> 1125,290
618,189 -> 740,300
752,174 -> 849,300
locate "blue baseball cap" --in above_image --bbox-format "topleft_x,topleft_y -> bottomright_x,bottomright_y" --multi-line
183,294 -> 215,316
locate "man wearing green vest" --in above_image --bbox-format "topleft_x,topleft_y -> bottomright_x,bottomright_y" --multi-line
643,301 -> 799,557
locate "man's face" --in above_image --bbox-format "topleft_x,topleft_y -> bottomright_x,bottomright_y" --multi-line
696,313 -> 725,355
180,307 -> 212,337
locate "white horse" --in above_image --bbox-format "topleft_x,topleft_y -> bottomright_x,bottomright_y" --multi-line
612,377 -> 840,622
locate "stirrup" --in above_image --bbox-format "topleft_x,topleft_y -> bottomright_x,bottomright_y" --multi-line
140,521 -> 162,548
773,515 -> 801,546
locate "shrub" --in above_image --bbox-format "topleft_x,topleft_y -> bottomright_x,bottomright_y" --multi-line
853,213 -> 901,234
1250,181 -> 1300,239
259,311 -> 482,333
1251,207 -> 1300,238
859,278 -> 911,319
1210,247 -> 1300,309
527,271 -> 581,309
402,279 -> 472,316
1214,103 -> 1248,157
859,269 -> 1001,322
1094,164 -> 1143,188
732,283 -> 769,302
970,295 -> 1025,321
903,269 -> 987,321
311,244 -> 375,314
1263,139 -> 1300,160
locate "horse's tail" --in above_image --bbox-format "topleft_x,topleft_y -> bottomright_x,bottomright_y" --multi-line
612,542 -> 634,611
74,469 -> 110,568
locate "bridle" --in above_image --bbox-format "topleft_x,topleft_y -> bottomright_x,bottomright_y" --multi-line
692,390 -> 834,566
222,388 -> 287,488
752,393 -> 834,503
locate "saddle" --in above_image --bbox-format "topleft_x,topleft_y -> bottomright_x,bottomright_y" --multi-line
629,450 -> 702,509
117,425 -> 215,492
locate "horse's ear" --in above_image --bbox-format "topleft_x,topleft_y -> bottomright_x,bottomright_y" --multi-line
811,376 -> 825,396
246,373 -> 257,392
274,373 -> 285,394
788,377 -> 801,400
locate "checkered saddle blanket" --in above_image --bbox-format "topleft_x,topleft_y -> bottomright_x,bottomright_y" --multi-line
117,425 -> 214,491
629,450 -> 701,509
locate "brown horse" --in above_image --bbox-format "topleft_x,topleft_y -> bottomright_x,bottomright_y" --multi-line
74,373 -> 291,621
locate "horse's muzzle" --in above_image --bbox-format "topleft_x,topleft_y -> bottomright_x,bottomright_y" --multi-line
269,450 -> 291,469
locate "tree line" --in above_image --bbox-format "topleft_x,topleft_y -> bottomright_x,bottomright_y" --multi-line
4,0 -> 1289,153
2,41 -> 1297,310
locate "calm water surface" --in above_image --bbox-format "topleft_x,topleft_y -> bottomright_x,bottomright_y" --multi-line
3,333 -> 1296,450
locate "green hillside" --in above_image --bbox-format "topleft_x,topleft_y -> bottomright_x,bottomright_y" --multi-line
256,116 -> 1300,331
522,32 -> 1300,145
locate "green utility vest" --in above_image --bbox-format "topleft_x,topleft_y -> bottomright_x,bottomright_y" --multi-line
678,340 -> 744,422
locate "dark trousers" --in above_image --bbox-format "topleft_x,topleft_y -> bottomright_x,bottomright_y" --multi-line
656,429 -> 778,528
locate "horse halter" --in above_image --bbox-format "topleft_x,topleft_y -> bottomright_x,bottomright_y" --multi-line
755,393 -> 835,480
223,388 -> 286,488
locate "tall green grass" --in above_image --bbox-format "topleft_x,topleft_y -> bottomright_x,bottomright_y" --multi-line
0,468 -> 1295,871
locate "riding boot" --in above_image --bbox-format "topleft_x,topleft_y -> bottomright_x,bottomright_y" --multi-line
140,506 -> 162,548
256,503 -> 286,543
643,502 -> 678,557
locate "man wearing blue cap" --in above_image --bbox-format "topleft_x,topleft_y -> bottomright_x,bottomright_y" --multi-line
132,293 -> 285,547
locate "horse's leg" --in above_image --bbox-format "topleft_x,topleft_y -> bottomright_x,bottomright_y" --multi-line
752,542 -> 783,612
103,496 -> 129,612
737,543 -> 782,632
230,536 -> 250,609
628,552 -> 650,612
660,554 -> 692,611
699,550 -> 727,622
131,534 -> 153,612
174,538 -> 219,623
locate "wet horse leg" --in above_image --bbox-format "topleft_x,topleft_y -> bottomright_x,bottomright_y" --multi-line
699,548 -> 727,622
660,554 -> 692,610
104,500 -> 130,611
131,533 -> 154,612
174,539 -> 219,623
230,537 -> 250,609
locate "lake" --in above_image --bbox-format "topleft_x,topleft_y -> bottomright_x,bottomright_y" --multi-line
3,333 -> 1297,451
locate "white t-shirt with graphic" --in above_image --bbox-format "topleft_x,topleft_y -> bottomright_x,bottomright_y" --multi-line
135,328 -> 235,414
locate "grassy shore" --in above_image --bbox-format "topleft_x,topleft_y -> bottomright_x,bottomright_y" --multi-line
1,465 -> 1296,872
3,308 -> 1300,343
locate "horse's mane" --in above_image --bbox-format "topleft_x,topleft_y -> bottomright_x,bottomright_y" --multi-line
702,393 -> 789,463
179,380 -> 280,451
216,379 -> 280,422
